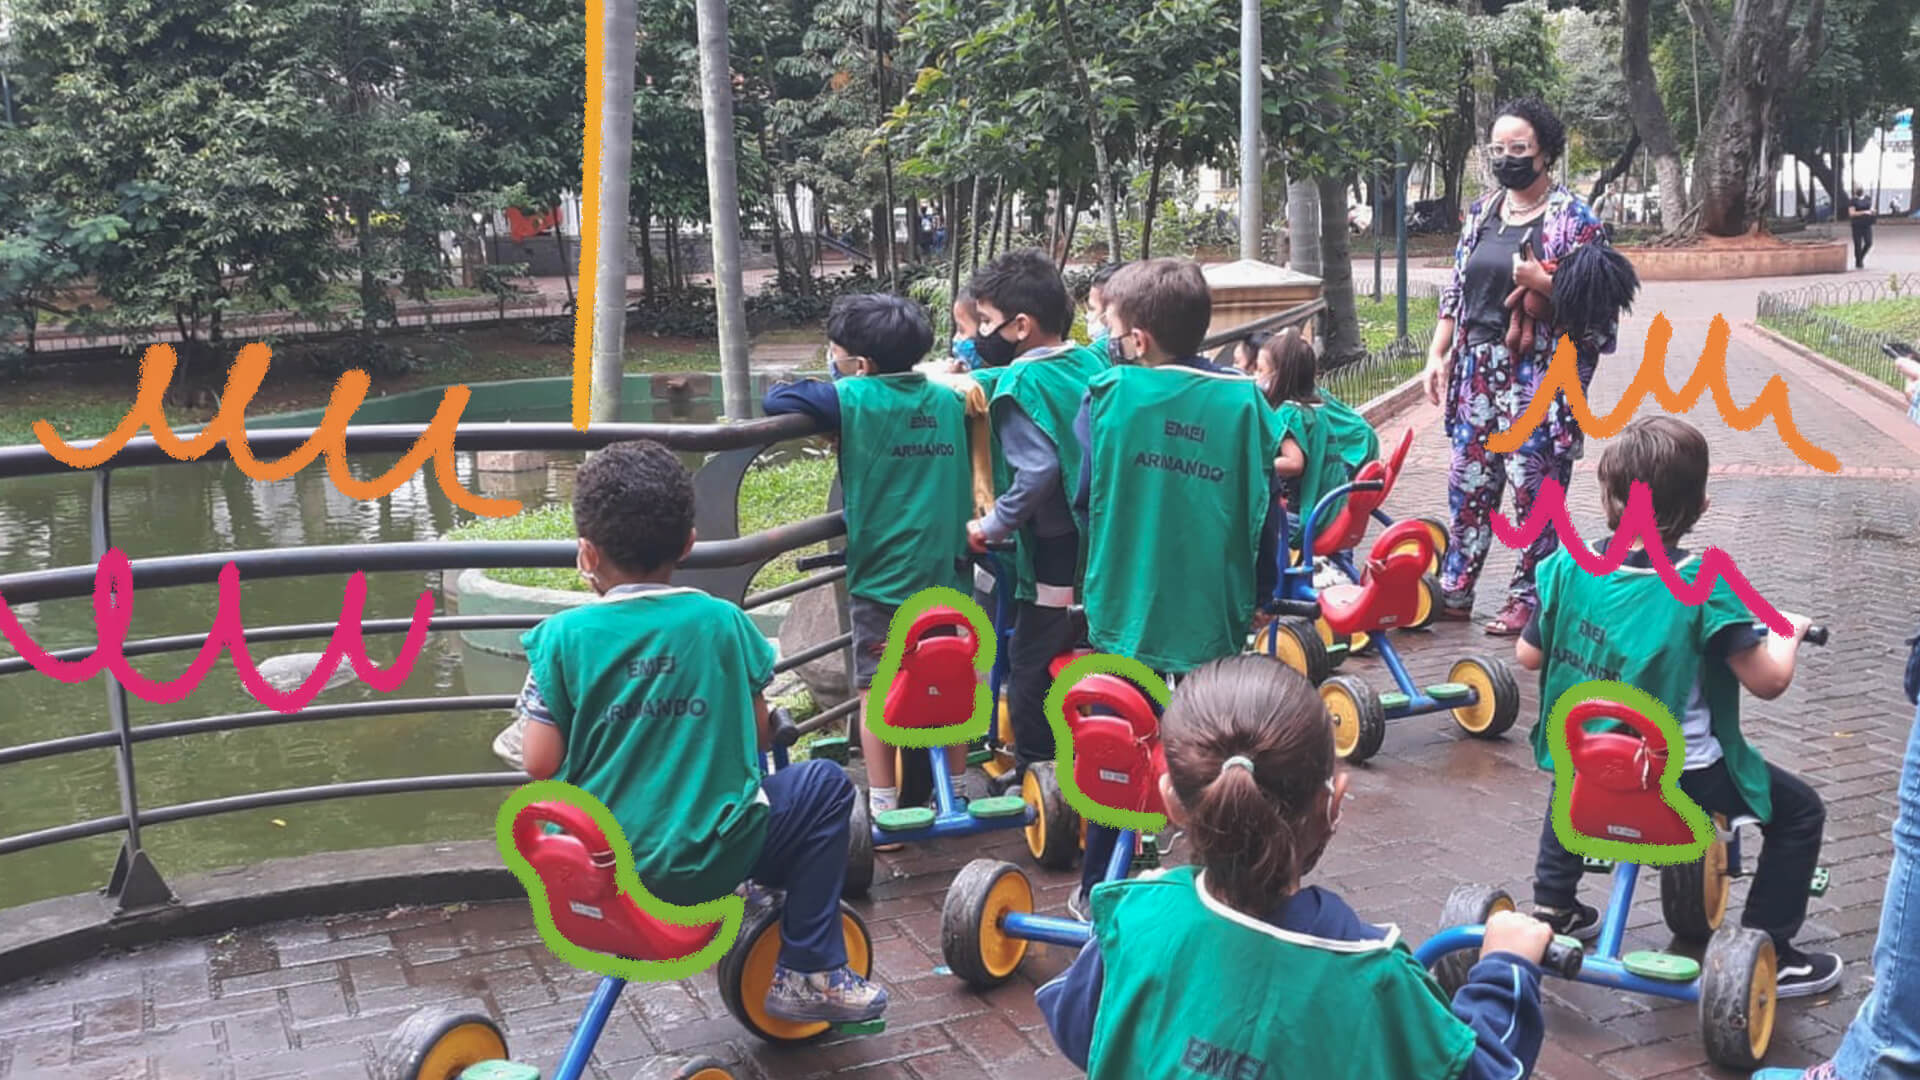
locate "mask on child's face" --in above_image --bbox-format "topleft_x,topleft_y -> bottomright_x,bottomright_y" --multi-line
953,336 -> 982,369
973,319 -> 1024,368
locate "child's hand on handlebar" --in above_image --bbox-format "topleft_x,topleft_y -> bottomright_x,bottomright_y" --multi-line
965,520 -> 989,554
1481,910 -> 1553,966
1777,610 -> 1813,643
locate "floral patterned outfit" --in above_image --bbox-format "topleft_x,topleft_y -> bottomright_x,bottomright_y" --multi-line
1437,185 -> 1616,612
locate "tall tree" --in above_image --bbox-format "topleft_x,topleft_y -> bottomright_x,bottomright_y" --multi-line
1619,0 -> 1689,228
1686,0 -> 1828,236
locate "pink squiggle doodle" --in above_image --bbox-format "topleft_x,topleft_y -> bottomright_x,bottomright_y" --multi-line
1491,477 -> 1792,636
0,548 -> 435,712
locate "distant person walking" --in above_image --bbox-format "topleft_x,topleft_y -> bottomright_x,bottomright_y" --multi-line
1852,187 -> 1876,269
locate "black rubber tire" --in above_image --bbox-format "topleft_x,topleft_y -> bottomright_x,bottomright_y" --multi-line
845,792 -> 875,900
1448,655 -> 1521,740
1700,926 -> 1777,1069
1407,573 -> 1442,630
1321,674 -> 1387,764
653,1055 -> 735,1080
715,899 -> 874,1044
376,1006 -> 508,1080
1431,885 -> 1517,998
1023,762 -> 1081,871
1662,818 -> 1731,943
1267,616 -> 1333,685
1417,515 -> 1450,574
940,858 -> 1033,990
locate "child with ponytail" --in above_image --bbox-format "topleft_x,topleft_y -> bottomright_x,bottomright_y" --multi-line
1037,654 -> 1552,1079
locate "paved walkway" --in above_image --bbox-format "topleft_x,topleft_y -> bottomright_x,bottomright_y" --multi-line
4,232 -> 1920,1080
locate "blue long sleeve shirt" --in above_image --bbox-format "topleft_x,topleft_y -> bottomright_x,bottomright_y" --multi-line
1035,884 -> 1546,1079
762,378 -> 841,432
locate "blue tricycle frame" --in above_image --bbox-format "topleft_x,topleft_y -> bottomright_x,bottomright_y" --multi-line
375,720 -> 879,1080
1259,478 -> 1520,764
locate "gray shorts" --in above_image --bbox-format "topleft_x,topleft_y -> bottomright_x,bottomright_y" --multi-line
849,596 -> 896,690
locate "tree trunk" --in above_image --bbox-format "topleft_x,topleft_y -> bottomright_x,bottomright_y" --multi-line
1052,0 -> 1123,261
665,216 -> 680,292
757,136 -> 789,291
968,176 -> 984,272
588,0 -> 639,422
1620,0 -> 1690,231
693,0 -> 752,421
354,196 -> 379,352
1689,0 -> 1828,237
871,203 -> 891,280
785,180 -> 813,295
1317,175 -> 1363,362
1465,0 -> 1495,193
948,183 -> 964,311
986,178 -> 1006,260
1588,131 -> 1645,204
1286,177 -> 1323,277
1060,185 -> 1084,268
1141,134 -> 1166,260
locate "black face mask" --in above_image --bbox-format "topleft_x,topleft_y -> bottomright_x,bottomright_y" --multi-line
973,321 -> 1023,367
1492,154 -> 1541,191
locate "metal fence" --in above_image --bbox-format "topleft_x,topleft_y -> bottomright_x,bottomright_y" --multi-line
0,415 -> 856,916
1756,274 -> 1920,390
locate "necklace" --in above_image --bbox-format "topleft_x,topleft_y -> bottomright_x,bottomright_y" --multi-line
1499,190 -> 1547,234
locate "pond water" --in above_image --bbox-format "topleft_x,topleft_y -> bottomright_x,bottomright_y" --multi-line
0,381 -> 762,909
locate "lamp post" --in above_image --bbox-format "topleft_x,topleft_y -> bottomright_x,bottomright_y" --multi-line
1240,0 -> 1261,260
1394,0 -> 1408,341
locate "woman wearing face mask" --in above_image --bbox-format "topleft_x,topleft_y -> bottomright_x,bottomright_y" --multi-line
1420,97 -> 1619,637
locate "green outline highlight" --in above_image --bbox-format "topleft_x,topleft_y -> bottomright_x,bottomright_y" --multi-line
494,781 -> 743,981
863,586 -> 997,749
1546,681 -> 1713,867
1046,653 -> 1173,832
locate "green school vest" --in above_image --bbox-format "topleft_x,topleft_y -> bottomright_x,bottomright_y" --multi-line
1272,400 -> 1350,546
1087,867 -> 1477,1080
1528,547 -> 1772,821
521,588 -> 777,904
1083,365 -> 1278,674
986,344 -> 1109,602
835,373 -> 972,605
1318,389 -> 1381,473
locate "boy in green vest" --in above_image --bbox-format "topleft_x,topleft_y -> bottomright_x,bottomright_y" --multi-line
515,440 -> 886,1024
762,295 -> 977,829
1038,655 -> 1552,1079
961,250 -> 1108,789
1066,257 -> 1281,915
1516,415 -> 1840,998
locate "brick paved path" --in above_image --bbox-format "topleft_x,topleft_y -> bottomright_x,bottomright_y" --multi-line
4,251 -> 1919,1079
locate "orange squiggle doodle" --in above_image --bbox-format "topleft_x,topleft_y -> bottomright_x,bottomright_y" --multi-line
1484,316 -> 1840,473
0,548 -> 435,712
1491,475 -> 1792,636
32,343 -> 520,517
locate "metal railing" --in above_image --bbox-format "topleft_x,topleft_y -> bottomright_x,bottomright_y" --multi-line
1756,274 -> 1920,391
0,414 -> 856,915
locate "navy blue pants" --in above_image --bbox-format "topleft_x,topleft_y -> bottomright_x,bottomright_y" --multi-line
752,759 -> 856,972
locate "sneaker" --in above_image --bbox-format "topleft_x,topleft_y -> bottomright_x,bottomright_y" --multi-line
763,965 -> 888,1024
1774,946 -> 1843,998
491,718 -> 526,770
1067,887 -> 1091,923
1530,902 -> 1602,942
869,791 -> 905,853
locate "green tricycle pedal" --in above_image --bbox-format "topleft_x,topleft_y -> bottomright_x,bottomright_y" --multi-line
1425,683 -> 1472,702
1582,856 -> 1615,874
835,1019 -> 887,1035
1810,866 -> 1830,896
1378,692 -> 1412,711
874,807 -> 936,832
966,746 -> 994,767
1325,643 -> 1351,660
807,736 -> 850,764
459,1064 -> 541,1080
1622,951 -> 1700,983
966,795 -> 1027,820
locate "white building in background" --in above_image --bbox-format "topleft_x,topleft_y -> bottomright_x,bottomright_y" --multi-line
1776,110 -> 1915,217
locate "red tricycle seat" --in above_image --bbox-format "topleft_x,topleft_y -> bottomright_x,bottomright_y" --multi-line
1311,427 -> 1413,556
1062,673 -> 1167,818
511,801 -> 725,962
1562,699 -> 1694,848
1318,518 -> 1436,637
883,607 -> 981,730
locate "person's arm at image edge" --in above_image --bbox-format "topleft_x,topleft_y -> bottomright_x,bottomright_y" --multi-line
1725,611 -> 1809,701
762,379 -> 843,434
1449,954 -> 1547,1079
978,402 -> 1061,542
1035,940 -> 1105,1071
517,672 -> 565,779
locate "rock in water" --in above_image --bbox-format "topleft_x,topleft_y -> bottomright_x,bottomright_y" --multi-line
256,653 -> 358,694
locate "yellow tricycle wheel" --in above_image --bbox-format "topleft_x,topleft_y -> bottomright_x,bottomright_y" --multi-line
1446,656 -> 1519,738
377,1007 -> 509,1080
1320,675 -> 1386,764
941,858 -> 1034,988
716,901 -> 873,1044
1022,762 -> 1080,869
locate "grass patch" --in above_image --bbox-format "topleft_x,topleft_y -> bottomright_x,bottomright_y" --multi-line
1323,345 -> 1427,406
1759,294 -> 1919,391
1353,293 -> 1439,353
445,452 -> 838,594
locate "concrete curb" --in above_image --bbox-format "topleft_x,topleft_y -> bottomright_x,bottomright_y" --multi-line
0,841 -> 517,989
1744,321 -> 1909,412
1357,370 -> 1428,425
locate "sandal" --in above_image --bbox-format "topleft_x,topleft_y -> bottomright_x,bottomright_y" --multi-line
1484,599 -> 1535,637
